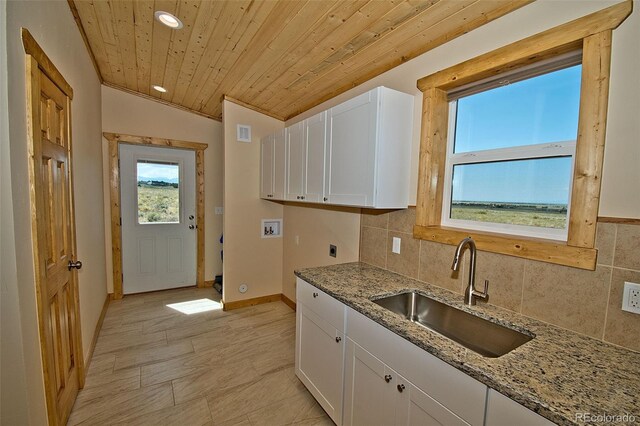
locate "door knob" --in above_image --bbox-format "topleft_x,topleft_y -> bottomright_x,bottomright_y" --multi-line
189,224 -> 195,230
335,336 -> 342,343
384,375 -> 392,383
68,260 -> 82,271
397,384 -> 405,393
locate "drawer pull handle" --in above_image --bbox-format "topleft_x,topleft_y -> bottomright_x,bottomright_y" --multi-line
335,336 -> 342,343
397,384 -> 405,393
312,292 -> 318,298
384,375 -> 392,383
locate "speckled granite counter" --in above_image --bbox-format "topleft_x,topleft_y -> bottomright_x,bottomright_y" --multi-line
295,262 -> 640,426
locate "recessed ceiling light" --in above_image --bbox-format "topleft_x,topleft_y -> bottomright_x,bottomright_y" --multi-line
152,85 -> 167,93
154,11 -> 183,29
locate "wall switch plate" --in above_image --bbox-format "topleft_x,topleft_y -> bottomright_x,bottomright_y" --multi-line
392,237 -> 401,254
215,207 -> 223,215
622,282 -> 640,314
329,244 -> 337,258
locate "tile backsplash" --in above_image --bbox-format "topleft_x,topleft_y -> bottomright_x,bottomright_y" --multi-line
360,207 -> 640,352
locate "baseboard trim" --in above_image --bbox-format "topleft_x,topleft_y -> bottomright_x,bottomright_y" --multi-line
83,293 -> 111,382
204,280 -> 214,288
281,293 -> 296,311
222,293 -> 282,311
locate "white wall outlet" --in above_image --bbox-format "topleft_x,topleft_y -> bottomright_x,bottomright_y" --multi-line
215,207 -> 223,215
261,219 -> 282,238
392,237 -> 401,254
239,284 -> 248,294
622,281 -> 640,314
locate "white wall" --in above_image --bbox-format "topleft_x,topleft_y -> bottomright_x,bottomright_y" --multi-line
287,0 -> 640,219
222,100 -> 284,303
0,1 -> 31,423
101,86 -> 224,292
3,0 -> 106,423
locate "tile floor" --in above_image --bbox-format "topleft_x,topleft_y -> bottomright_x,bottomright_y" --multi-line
68,287 -> 332,425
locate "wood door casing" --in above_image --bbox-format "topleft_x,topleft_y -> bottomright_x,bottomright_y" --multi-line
25,52 -> 82,425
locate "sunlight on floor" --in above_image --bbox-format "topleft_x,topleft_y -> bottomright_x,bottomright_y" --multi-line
166,298 -> 222,315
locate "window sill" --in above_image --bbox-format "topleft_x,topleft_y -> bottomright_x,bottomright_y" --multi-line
413,224 -> 597,270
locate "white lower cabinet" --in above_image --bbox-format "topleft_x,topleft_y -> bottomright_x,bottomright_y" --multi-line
344,339 -> 468,426
295,279 -> 556,426
485,389 -> 555,426
296,280 -> 346,425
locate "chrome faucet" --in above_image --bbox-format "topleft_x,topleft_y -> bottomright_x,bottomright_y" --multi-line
451,237 -> 489,306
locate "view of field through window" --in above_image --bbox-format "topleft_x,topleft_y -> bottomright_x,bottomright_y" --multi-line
449,65 -> 581,230
137,160 -> 180,224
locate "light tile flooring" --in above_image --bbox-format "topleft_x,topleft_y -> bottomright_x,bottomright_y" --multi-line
68,287 -> 332,426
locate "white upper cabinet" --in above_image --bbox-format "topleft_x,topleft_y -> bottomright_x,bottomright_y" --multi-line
260,129 -> 286,200
262,87 -> 413,208
286,121 -> 305,201
325,87 -> 413,208
303,111 -> 327,203
260,134 -> 275,199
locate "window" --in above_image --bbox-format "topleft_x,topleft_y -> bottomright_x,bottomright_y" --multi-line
413,1 -> 631,270
441,63 -> 582,241
137,160 -> 180,224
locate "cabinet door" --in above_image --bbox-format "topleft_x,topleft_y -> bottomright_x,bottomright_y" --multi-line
296,303 -> 345,425
485,389 -> 554,426
343,338 -> 396,426
304,111 -> 326,203
395,374 -> 469,426
286,122 -> 305,201
272,129 -> 287,200
260,135 -> 274,199
325,90 -> 377,206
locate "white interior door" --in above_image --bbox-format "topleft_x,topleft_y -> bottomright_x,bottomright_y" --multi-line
120,144 -> 197,294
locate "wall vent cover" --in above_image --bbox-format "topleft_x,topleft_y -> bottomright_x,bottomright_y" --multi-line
237,124 -> 251,143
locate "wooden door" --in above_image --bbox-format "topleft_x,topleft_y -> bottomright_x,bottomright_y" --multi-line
26,57 -> 83,425
325,90 -> 377,206
343,338 -> 397,426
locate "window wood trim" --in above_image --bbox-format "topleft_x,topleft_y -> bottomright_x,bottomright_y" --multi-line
103,132 -> 208,299
414,1 -> 632,270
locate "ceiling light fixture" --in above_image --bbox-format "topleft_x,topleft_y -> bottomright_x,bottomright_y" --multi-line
152,85 -> 167,93
154,11 -> 183,29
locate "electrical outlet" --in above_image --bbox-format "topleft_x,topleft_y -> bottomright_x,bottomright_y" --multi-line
622,282 -> 640,314
329,244 -> 337,258
392,237 -> 401,254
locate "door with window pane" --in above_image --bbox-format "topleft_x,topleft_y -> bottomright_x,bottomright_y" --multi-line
120,144 -> 197,294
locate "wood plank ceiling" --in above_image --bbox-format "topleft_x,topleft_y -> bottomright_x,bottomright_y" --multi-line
70,0 -> 531,121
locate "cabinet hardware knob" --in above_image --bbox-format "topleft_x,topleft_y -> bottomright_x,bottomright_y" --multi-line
189,224 -> 195,230
397,384 -> 405,393
384,375 -> 392,383
297,196 -> 300,199
335,336 -> 341,343
323,197 -> 328,201
189,215 -> 195,220
312,292 -> 318,298
301,196 -> 305,200
68,260 -> 82,271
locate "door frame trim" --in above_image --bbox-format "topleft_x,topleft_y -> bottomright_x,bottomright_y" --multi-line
103,132 -> 208,299
22,28 -> 84,424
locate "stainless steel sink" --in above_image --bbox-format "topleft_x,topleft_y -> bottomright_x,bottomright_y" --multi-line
372,292 -> 533,358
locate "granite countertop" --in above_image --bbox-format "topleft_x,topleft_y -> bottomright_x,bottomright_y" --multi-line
295,262 -> 640,426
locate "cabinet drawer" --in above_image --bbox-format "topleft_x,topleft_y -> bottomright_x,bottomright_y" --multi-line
297,278 -> 345,331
